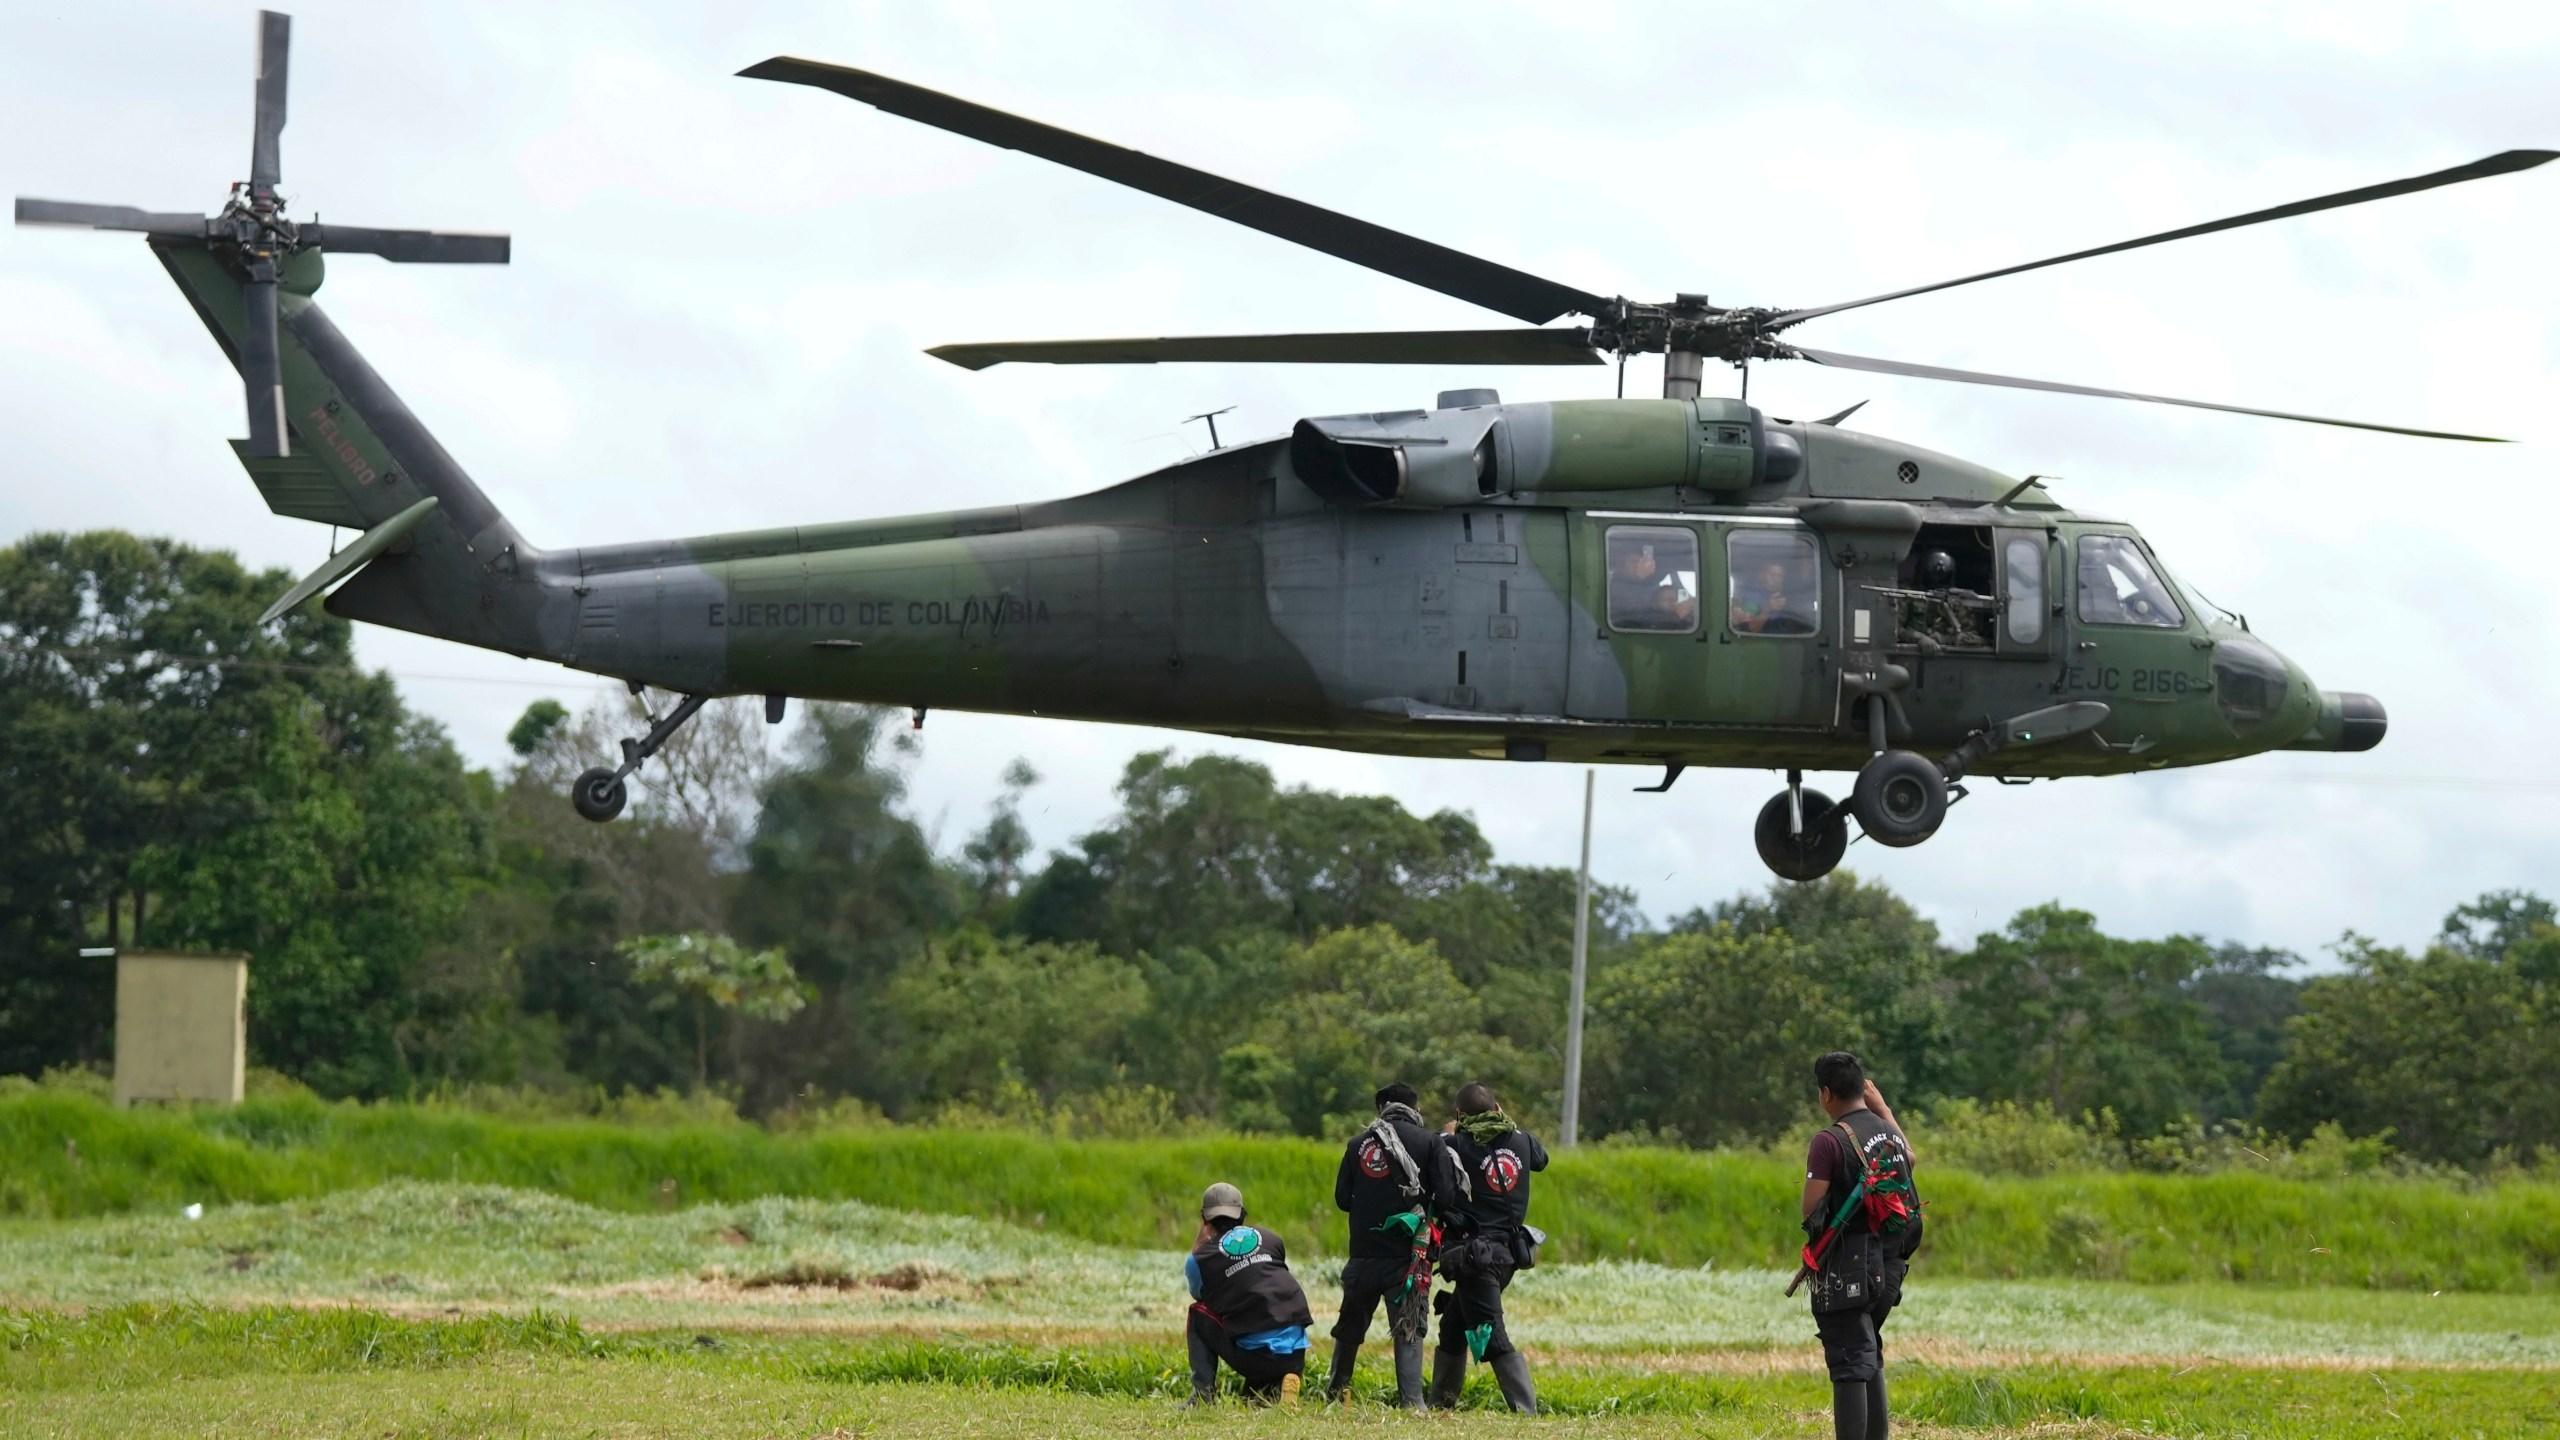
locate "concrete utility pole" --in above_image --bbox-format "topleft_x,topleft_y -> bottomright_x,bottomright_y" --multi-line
1560,770 -> 1594,1147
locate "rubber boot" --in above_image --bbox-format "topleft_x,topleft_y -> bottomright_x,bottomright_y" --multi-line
1392,1335 -> 1426,1411
1866,1372 -> 1889,1440
1489,1350 -> 1538,1415
1831,1379 -> 1868,1440
1324,1338 -> 1359,1404
1428,1347 -> 1468,1409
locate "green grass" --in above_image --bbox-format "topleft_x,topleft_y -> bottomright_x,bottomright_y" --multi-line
10,1092 -> 2560,1289
4,1305 -> 2557,1438
4,1182 -> 2557,1365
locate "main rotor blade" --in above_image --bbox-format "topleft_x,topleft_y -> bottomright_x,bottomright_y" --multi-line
301,224 -> 510,263
15,198 -> 206,237
251,10 -> 291,190
242,274 -> 287,458
1782,343 -> 2511,442
928,327 -> 1603,370
740,57 -> 1609,326
1774,149 -> 2558,329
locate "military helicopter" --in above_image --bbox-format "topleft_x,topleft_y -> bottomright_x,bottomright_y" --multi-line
18,14 -> 2550,880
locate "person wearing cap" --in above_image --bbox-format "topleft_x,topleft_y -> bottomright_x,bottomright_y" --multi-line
1432,1081 -> 1546,1413
1184,1181 -> 1315,1406
1326,1081 -> 1455,1408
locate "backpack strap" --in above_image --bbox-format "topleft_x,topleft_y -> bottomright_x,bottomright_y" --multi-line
1365,1117 -> 1426,1201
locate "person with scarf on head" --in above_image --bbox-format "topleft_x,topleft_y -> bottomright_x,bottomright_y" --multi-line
1430,1081 -> 1547,1413
1325,1081 -> 1456,1408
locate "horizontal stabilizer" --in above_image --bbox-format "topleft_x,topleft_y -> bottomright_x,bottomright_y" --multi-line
229,438 -> 365,526
260,495 -> 440,625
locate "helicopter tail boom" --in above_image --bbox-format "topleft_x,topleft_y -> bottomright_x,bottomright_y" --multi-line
152,240 -> 565,660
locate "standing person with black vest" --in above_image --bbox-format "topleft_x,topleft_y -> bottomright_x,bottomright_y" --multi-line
1797,1051 -> 1922,1440
1183,1182 -> 1314,1407
1325,1081 -> 1455,1408
1431,1081 -> 1546,1413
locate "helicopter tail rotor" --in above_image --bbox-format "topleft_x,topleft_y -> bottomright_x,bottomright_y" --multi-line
10,10 -> 510,458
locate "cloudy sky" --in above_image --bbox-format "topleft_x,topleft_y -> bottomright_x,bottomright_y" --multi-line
5,1 -> 2554,957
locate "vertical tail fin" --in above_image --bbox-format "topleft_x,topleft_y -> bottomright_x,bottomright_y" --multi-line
155,240 -> 569,658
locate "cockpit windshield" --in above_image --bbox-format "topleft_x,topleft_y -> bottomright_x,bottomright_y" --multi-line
2075,534 -> 2184,629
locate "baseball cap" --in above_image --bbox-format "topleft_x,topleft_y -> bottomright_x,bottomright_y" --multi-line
1200,1182 -> 1245,1223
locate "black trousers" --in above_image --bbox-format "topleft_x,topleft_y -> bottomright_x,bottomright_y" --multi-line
1814,1299 -> 1894,1383
1187,1307 -> 1306,1399
1435,1249 -> 1519,1361
1333,1256 -> 1427,1343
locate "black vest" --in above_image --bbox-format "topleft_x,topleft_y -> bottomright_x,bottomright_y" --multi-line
1192,1224 -> 1314,1334
1443,1126 -> 1547,1238
1339,1115 -> 1450,1260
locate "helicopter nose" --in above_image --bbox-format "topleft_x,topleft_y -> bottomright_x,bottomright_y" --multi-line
2283,691 -> 2388,752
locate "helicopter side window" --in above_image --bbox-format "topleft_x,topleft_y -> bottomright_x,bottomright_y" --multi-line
1728,529 -> 1820,638
2075,533 -> 2184,628
1605,526 -> 1700,633
2004,537 -> 2045,645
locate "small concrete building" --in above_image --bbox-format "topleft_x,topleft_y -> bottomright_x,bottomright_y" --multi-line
113,951 -> 249,1107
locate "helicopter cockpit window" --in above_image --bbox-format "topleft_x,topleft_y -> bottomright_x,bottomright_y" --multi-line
1605,526 -> 1700,633
2075,533 -> 2184,629
1728,529 -> 1821,637
2004,537 -> 2046,645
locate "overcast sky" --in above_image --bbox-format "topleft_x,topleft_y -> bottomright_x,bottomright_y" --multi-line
5,0 -> 2555,958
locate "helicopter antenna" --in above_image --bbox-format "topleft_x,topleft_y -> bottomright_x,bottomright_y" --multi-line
1184,406 -> 1236,450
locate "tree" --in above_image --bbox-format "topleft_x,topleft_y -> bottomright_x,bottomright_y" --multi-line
727,706 -> 960,1111
1015,751 -> 1492,955
617,931 -> 808,1092
1944,905 -> 2225,1135
961,759 -> 1042,918
1584,927 -> 1851,1147
887,929 -> 1146,1104
0,531 -> 490,1094
1229,925 -> 1524,1135
1675,871 -> 1953,1100
2186,944 -> 2304,1121
2258,893 -> 2557,1166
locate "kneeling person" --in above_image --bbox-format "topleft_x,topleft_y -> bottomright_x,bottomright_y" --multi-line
1185,1182 -> 1314,1406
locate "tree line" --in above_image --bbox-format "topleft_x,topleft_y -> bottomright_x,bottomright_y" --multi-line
3,532 -> 2553,1167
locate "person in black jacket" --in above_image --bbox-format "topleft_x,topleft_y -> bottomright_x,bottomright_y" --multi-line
1325,1081 -> 1454,1408
1183,1181 -> 1314,1406
1799,1051 -> 1919,1440
1431,1081 -> 1547,1413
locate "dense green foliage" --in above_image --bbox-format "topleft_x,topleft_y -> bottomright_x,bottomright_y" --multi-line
4,533 -> 2556,1169
6,1092 -> 2558,1289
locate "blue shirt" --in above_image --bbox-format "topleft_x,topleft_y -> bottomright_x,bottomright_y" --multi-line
1183,1254 -> 1311,1353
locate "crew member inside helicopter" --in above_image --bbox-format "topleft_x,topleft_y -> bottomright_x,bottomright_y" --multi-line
1730,533 -> 1820,636
1607,531 -> 1700,633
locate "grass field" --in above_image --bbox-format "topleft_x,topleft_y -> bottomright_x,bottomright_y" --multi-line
3,1183 -> 2558,1436
10,1094 -> 2559,1435
12,1092 -> 2560,1289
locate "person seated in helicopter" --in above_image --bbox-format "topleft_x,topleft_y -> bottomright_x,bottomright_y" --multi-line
1651,577 -> 1698,629
1733,561 -> 1814,635
1609,541 -> 1688,630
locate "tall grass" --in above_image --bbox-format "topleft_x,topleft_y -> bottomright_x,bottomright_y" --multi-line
7,1092 -> 2558,1289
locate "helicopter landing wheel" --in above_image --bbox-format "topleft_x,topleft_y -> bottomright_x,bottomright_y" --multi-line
571,767 -> 628,823
1755,786 -> 1848,882
1852,750 -> 1947,848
